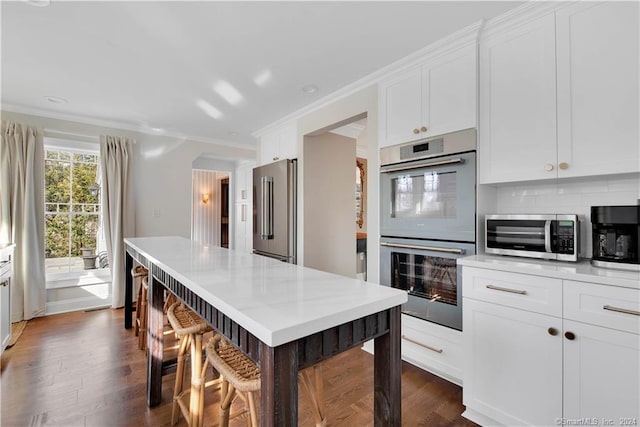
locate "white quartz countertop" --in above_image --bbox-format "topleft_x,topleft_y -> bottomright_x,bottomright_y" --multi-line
458,254 -> 640,290
125,237 -> 407,347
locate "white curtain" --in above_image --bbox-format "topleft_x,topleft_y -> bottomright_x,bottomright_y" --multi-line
100,135 -> 135,308
0,121 -> 46,321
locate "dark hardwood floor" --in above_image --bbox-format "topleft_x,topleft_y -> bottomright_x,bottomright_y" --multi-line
1,309 -> 475,426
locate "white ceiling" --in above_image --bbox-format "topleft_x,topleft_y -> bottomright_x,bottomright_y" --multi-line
1,1 -> 522,147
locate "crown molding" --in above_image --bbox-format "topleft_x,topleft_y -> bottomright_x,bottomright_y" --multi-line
480,1 -> 567,39
1,103 -> 256,151
252,19 -> 484,139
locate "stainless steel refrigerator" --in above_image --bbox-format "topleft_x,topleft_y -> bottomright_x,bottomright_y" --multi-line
252,159 -> 297,263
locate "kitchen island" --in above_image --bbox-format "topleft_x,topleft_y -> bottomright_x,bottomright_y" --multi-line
124,236 -> 407,426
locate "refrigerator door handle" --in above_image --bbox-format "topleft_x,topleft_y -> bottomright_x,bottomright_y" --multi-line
261,176 -> 274,239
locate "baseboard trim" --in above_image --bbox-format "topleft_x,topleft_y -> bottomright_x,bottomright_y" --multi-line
45,295 -> 111,316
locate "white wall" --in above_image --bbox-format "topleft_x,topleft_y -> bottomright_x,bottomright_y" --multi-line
303,133 -> 356,277
1,110 -> 255,239
295,85 -> 379,282
494,174 -> 640,258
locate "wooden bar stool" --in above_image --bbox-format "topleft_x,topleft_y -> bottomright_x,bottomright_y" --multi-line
131,265 -> 149,350
203,334 -> 326,427
167,302 -> 213,426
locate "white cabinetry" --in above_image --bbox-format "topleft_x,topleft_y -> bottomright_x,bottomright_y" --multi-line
478,14 -> 557,183
462,266 -> 640,426
479,2 -> 639,184
401,314 -> 463,385
233,162 -> 254,254
555,1 -> 639,178
1,244 -> 15,353
379,44 -> 477,148
258,122 -> 297,165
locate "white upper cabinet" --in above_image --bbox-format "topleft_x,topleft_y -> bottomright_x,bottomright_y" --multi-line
479,13 -> 558,184
258,122 -> 297,165
556,1 -> 639,178
379,44 -> 477,148
479,2 -> 640,184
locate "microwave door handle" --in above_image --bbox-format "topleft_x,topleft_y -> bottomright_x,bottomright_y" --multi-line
381,157 -> 464,173
380,242 -> 465,255
544,220 -> 552,253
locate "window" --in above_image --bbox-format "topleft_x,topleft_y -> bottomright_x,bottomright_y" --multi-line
44,147 -> 105,275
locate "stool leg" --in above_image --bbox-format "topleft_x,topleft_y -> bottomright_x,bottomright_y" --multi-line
247,391 -> 259,427
189,333 -> 203,427
172,334 -> 190,425
220,380 -> 236,427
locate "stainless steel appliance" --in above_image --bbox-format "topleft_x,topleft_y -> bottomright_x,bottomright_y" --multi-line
485,214 -> 580,262
253,159 -> 297,263
591,205 -> 640,271
379,129 -> 477,331
380,128 -> 476,242
380,237 -> 474,330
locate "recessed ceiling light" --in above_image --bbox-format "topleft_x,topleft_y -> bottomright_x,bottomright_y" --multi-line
302,84 -> 319,94
45,96 -> 68,104
229,131 -> 238,137
253,69 -> 272,87
150,127 -> 166,134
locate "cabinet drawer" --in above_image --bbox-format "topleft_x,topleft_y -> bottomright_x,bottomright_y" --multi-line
401,314 -> 463,385
564,281 -> 640,334
462,267 -> 562,317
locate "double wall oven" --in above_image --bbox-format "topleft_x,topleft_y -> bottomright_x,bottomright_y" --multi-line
379,128 -> 476,331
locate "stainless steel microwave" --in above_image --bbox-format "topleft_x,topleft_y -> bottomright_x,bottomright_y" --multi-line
485,214 -> 580,262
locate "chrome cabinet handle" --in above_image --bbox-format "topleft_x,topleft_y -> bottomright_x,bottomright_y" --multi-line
603,305 -> 640,317
381,157 -> 464,174
486,284 -> 527,295
380,242 -> 464,255
402,335 -> 443,353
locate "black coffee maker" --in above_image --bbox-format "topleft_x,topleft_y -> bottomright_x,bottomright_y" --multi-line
591,205 -> 640,270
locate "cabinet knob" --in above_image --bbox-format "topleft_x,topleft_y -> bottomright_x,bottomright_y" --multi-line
413,128 -> 420,135
272,156 -> 279,161
547,327 -> 558,336
0,280 -> 8,287
564,331 -> 576,341
544,164 -> 554,172
420,126 -> 428,133
559,162 -> 569,170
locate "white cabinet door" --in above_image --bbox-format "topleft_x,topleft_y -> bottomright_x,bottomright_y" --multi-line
258,123 -> 298,165
424,45 -> 477,137
277,123 -> 298,161
479,14 -> 558,184
556,1 -> 640,178
259,131 -> 279,165
563,319 -> 640,421
463,298 -> 563,426
379,67 -> 423,148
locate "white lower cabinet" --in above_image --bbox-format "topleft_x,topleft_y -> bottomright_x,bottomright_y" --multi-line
401,314 -> 463,385
462,266 -> 640,426
463,298 -> 562,426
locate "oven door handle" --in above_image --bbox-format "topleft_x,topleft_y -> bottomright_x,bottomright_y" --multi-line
380,242 -> 465,255
380,157 -> 464,173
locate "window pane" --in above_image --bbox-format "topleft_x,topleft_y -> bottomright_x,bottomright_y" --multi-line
71,161 -> 98,205
45,160 -> 71,203
45,214 -> 70,259
70,214 -> 98,256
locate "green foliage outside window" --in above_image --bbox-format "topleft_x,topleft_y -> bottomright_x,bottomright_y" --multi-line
44,149 -> 100,259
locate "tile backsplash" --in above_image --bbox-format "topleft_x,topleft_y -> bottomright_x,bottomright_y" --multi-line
495,174 -> 640,259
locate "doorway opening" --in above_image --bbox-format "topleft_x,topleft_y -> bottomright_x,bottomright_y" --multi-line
303,112 -> 368,279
